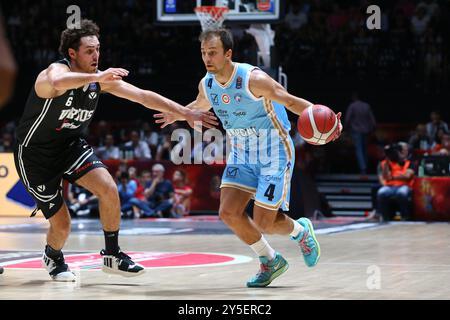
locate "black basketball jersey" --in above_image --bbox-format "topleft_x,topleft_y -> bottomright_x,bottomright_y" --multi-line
16,59 -> 101,149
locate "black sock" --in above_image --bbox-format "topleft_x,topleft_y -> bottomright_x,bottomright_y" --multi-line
45,244 -> 63,260
103,230 -> 119,255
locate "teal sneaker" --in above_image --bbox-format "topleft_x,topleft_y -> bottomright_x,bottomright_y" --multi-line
291,217 -> 321,267
246,253 -> 289,288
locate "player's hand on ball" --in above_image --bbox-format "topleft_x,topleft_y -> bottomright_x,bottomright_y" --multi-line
332,112 -> 343,141
96,68 -> 129,83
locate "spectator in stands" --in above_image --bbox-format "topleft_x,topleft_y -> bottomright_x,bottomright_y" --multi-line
95,133 -> 120,160
411,4 -> 431,36
418,0 -> 440,17
408,123 -> 434,151
67,184 -> 98,218
127,164 -> 174,218
0,131 -> 14,152
285,2 -> 308,30
139,122 -> 159,156
128,166 -> 145,199
426,111 -> 449,144
156,133 -> 172,161
376,142 -> 415,222
344,92 -> 377,174
143,163 -> 174,218
432,133 -> 450,156
93,120 -> 111,147
140,169 -> 152,188
171,169 -> 193,217
117,171 -> 138,218
124,130 -> 151,160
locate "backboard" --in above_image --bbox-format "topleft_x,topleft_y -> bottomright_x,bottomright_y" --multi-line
155,0 -> 283,24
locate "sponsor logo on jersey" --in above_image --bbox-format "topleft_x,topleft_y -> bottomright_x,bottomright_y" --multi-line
264,175 -> 282,182
58,108 -> 94,122
37,185 -> 46,192
216,109 -> 228,118
74,160 -> 103,174
236,76 -> 243,89
232,110 -> 246,117
56,119 -> 82,131
226,167 -> 239,178
221,94 -> 230,104
234,94 -> 242,102
210,94 -> 219,106
88,92 -> 97,100
227,127 -> 258,137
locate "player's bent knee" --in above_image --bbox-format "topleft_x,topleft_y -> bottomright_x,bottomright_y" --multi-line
219,209 -> 238,225
94,180 -> 118,199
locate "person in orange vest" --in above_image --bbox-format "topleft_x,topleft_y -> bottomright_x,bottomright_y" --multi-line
376,142 -> 416,222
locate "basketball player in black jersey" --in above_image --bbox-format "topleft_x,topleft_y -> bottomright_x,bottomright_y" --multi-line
13,19 -> 218,281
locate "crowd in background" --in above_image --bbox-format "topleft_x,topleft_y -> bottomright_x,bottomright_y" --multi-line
279,0 -> 450,94
2,0 -> 449,91
1,0 -> 449,220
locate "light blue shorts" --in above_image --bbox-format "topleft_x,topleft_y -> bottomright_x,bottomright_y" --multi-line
220,138 -> 295,211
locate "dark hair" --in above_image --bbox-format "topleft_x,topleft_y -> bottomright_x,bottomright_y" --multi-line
175,169 -> 187,183
384,143 -> 402,164
120,171 -> 129,180
59,19 -> 100,60
199,28 -> 234,52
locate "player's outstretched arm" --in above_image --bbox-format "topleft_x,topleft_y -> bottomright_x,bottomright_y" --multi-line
102,79 -> 218,131
249,69 -> 342,140
35,63 -> 129,98
154,80 -> 213,129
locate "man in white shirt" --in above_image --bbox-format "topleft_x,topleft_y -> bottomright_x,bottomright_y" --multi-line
96,134 -> 120,160
125,130 -> 151,160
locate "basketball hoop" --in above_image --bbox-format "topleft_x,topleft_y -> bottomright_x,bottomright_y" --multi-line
194,6 -> 229,31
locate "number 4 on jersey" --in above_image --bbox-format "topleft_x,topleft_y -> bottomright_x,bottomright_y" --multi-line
264,184 -> 275,201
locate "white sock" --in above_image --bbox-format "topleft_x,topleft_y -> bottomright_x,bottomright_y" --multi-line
290,220 -> 304,238
250,236 -> 276,260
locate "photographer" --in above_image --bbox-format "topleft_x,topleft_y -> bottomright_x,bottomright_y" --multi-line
376,142 -> 416,222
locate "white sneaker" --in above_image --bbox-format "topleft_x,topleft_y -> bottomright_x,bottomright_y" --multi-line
42,251 -> 76,282
101,249 -> 145,277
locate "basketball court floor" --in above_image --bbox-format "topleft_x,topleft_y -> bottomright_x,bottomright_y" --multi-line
1,216 -> 450,300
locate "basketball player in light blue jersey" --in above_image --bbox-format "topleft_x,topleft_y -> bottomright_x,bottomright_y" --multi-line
155,28 -> 342,287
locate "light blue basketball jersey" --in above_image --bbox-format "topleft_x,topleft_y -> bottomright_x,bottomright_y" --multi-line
203,63 -> 295,211
202,63 -> 291,148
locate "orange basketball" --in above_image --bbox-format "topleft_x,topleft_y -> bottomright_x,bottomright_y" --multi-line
297,105 -> 338,145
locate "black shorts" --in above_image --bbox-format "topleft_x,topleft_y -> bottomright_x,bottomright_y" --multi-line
13,138 -> 107,219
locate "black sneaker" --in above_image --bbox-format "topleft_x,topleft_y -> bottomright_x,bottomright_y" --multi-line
100,249 -> 145,277
0,266 -> 4,274
42,251 -> 76,282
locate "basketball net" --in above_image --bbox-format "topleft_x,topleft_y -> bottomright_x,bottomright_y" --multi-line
194,6 -> 229,31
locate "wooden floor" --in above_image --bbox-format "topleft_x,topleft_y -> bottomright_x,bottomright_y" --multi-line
1,217 -> 450,300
